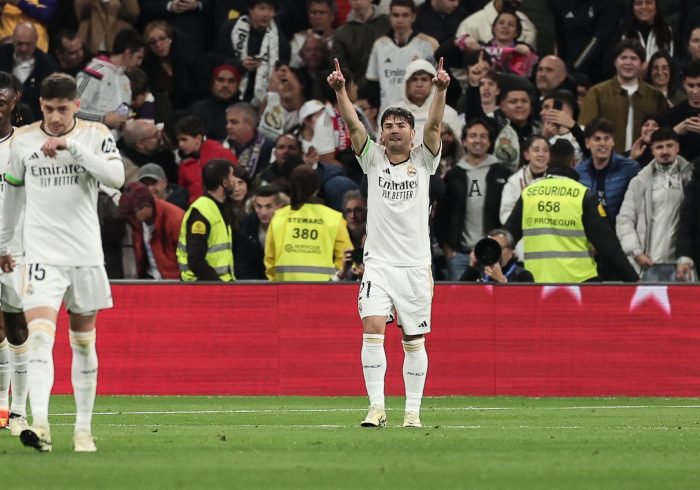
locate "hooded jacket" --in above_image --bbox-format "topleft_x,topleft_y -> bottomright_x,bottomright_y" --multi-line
398,59 -> 461,147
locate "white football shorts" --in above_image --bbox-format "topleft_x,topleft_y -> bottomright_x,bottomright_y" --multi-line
357,262 -> 433,335
0,265 -> 23,313
20,264 -> 113,314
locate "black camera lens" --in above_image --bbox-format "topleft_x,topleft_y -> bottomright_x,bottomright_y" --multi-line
474,238 -> 501,266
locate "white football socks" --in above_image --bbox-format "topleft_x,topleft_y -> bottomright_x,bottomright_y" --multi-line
362,333 -> 386,408
9,339 -> 29,417
0,338 -> 9,410
69,329 -> 98,434
403,338 -> 428,414
26,319 -> 56,429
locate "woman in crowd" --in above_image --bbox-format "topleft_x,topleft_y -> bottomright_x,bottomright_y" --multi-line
462,11 -> 538,77
500,135 -> 550,226
229,164 -> 251,234
626,112 -> 669,168
645,51 -> 685,107
620,0 -> 674,63
141,20 -> 210,110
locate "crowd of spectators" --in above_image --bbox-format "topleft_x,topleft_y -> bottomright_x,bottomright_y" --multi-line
5,0 -> 700,283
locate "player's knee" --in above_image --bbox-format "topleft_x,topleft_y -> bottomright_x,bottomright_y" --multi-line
69,329 -> 96,351
402,337 -> 425,351
27,318 -> 56,349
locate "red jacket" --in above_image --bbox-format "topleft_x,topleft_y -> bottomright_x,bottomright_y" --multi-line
130,198 -> 185,279
178,139 -> 238,204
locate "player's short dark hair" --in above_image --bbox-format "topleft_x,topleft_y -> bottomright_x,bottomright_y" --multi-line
682,60 -> 700,81
613,38 -> 646,62
650,127 -> 679,145
461,117 -> 493,140
380,107 -> 415,129
584,118 -> 614,139
390,0 -> 416,13
202,159 -> 234,191
175,115 -> 205,138
40,73 -> 77,100
112,28 -> 146,56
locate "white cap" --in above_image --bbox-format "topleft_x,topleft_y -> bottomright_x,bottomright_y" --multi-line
299,99 -> 324,122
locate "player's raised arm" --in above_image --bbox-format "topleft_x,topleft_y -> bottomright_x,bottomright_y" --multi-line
424,57 -> 450,155
327,58 -> 368,154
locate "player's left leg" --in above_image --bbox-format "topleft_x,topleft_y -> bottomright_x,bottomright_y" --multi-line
64,265 -> 112,453
395,266 -> 433,428
68,313 -> 98,453
401,332 -> 427,428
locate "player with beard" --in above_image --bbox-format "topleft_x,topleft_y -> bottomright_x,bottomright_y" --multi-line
176,159 -> 236,282
327,57 -> 449,428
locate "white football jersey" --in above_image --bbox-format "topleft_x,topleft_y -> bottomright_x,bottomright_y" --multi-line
365,35 -> 436,116
7,119 -> 124,266
358,139 -> 439,267
0,128 -> 23,256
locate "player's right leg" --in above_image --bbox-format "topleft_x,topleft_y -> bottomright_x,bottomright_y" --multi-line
358,268 -> 394,427
360,316 -> 388,427
20,306 -> 59,452
17,264 -> 69,452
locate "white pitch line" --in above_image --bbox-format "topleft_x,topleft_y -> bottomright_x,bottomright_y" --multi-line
46,422 -> 697,431
46,404 -> 700,417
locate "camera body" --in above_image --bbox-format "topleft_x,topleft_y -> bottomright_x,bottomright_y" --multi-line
473,237 -> 501,267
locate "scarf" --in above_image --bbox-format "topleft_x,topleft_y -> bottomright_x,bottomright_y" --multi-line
236,133 -> 267,178
230,15 -> 280,105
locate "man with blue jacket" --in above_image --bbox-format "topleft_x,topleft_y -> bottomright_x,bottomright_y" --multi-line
575,118 -> 640,228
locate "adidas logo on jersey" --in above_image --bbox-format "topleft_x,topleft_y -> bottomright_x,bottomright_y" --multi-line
383,168 -> 390,174
384,58 -> 392,64
29,152 -> 40,160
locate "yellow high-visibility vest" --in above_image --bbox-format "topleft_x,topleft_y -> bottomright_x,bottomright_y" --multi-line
177,196 -> 234,282
521,177 -> 598,283
267,203 -> 345,281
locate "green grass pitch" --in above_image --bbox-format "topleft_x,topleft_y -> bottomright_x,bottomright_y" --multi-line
2,396 -> 700,489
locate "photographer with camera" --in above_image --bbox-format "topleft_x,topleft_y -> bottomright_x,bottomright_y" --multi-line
459,229 -> 533,283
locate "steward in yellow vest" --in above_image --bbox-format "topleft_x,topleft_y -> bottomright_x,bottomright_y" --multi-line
504,172 -> 638,283
264,166 -> 352,281
177,159 -> 235,281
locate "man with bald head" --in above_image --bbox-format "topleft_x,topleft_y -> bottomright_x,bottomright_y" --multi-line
119,119 -> 178,184
535,56 -> 569,97
0,21 -> 57,121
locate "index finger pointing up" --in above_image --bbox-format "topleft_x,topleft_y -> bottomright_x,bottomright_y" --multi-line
437,57 -> 444,72
334,57 -> 340,72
